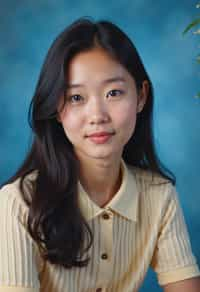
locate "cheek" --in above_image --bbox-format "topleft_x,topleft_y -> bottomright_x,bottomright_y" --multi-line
114,101 -> 137,129
60,109 -> 83,138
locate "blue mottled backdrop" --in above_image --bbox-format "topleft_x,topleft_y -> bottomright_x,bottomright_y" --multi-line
0,0 -> 199,291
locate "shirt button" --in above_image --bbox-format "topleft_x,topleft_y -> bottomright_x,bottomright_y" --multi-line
102,213 -> 110,220
96,289 -> 102,292
101,253 -> 108,260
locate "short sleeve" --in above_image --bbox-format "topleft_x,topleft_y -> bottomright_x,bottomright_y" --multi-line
0,184 -> 42,291
150,183 -> 200,286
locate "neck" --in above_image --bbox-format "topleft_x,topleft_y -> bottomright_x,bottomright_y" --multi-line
78,157 -> 122,207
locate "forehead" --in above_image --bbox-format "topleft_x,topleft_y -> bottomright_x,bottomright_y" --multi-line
66,47 -> 133,87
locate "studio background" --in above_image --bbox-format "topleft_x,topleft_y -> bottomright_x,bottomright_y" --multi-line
0,1 -> 199,291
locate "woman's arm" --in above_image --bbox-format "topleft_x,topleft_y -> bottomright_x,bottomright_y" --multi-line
163,276 -> 200,292
0,184 -> 42,291
150,183 -> 200,287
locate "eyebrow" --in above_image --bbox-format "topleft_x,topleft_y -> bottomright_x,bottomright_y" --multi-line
67,76 -> 126,89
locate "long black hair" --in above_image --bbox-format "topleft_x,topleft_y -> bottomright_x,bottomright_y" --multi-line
2,17 -> 176,268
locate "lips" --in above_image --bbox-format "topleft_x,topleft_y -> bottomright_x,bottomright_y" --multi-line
86,131 -> 115,144
87,131 -> 114,137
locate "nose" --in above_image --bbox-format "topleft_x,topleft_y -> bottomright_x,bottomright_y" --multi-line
88,98 -> 111,125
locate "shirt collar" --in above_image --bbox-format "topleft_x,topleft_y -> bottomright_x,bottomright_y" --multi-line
78,159 -> 139,222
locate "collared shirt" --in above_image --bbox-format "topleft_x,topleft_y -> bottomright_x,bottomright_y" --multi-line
0,160 -> 199,292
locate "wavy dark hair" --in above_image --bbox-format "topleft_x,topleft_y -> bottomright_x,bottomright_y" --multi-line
3,17 -> 176,269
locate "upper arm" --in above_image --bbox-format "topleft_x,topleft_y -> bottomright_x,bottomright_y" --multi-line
0,185 -> 42,291
150,184 -> 200,287
163,276 -> 200,292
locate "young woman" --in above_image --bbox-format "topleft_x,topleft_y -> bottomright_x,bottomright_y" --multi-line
0,18 -> 199,292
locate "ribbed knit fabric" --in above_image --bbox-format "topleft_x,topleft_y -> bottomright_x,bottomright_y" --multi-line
0,160 -> 199,292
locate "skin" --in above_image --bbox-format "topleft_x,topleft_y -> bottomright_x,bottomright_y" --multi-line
58,47 -> 148,207
163,277 -> 200,291
58,46 -> 200,290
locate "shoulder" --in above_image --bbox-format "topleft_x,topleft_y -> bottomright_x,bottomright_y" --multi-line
0,170 -> 38,222
127,164 -> 172,189
127,164 -> 177,214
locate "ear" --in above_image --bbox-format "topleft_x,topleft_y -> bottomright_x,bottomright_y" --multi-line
137,80 -> 149,113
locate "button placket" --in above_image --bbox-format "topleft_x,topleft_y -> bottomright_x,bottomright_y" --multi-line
97,210 -> 114,284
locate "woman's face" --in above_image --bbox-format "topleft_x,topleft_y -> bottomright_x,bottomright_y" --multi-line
58,47 -> 148,162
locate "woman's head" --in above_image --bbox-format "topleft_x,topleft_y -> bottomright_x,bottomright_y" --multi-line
30,17 -> 153,166
57,46 -> 149,164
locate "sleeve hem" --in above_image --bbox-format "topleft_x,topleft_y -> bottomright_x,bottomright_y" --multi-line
158,264 -> 200,286
0,286 -> 38,292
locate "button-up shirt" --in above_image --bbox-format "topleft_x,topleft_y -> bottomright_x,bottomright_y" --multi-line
0,160 -> 199,291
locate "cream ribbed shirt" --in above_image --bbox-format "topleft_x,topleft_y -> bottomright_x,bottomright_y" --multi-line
0,160 -> 199,292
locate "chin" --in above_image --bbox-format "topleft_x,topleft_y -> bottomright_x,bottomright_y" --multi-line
89,153 -> 113,159
87,148 -> 121,160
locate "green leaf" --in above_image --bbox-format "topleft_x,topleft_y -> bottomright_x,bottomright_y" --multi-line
183,18 -> 200,35
197,55 -> 200,63
194,92 -> 200,98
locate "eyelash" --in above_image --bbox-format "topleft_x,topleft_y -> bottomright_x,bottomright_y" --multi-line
106,89 -> 124,97
66,89 -> 125,103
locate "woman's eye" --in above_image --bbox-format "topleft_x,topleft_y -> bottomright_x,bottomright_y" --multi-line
106,89 -> 124,98
67,95 -> 83,103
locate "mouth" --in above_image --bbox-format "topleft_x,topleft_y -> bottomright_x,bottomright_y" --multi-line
87,131 -> 114,138
86,132 -> 115,144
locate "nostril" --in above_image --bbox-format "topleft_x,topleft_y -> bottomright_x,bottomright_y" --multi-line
89,114 -> 110,125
